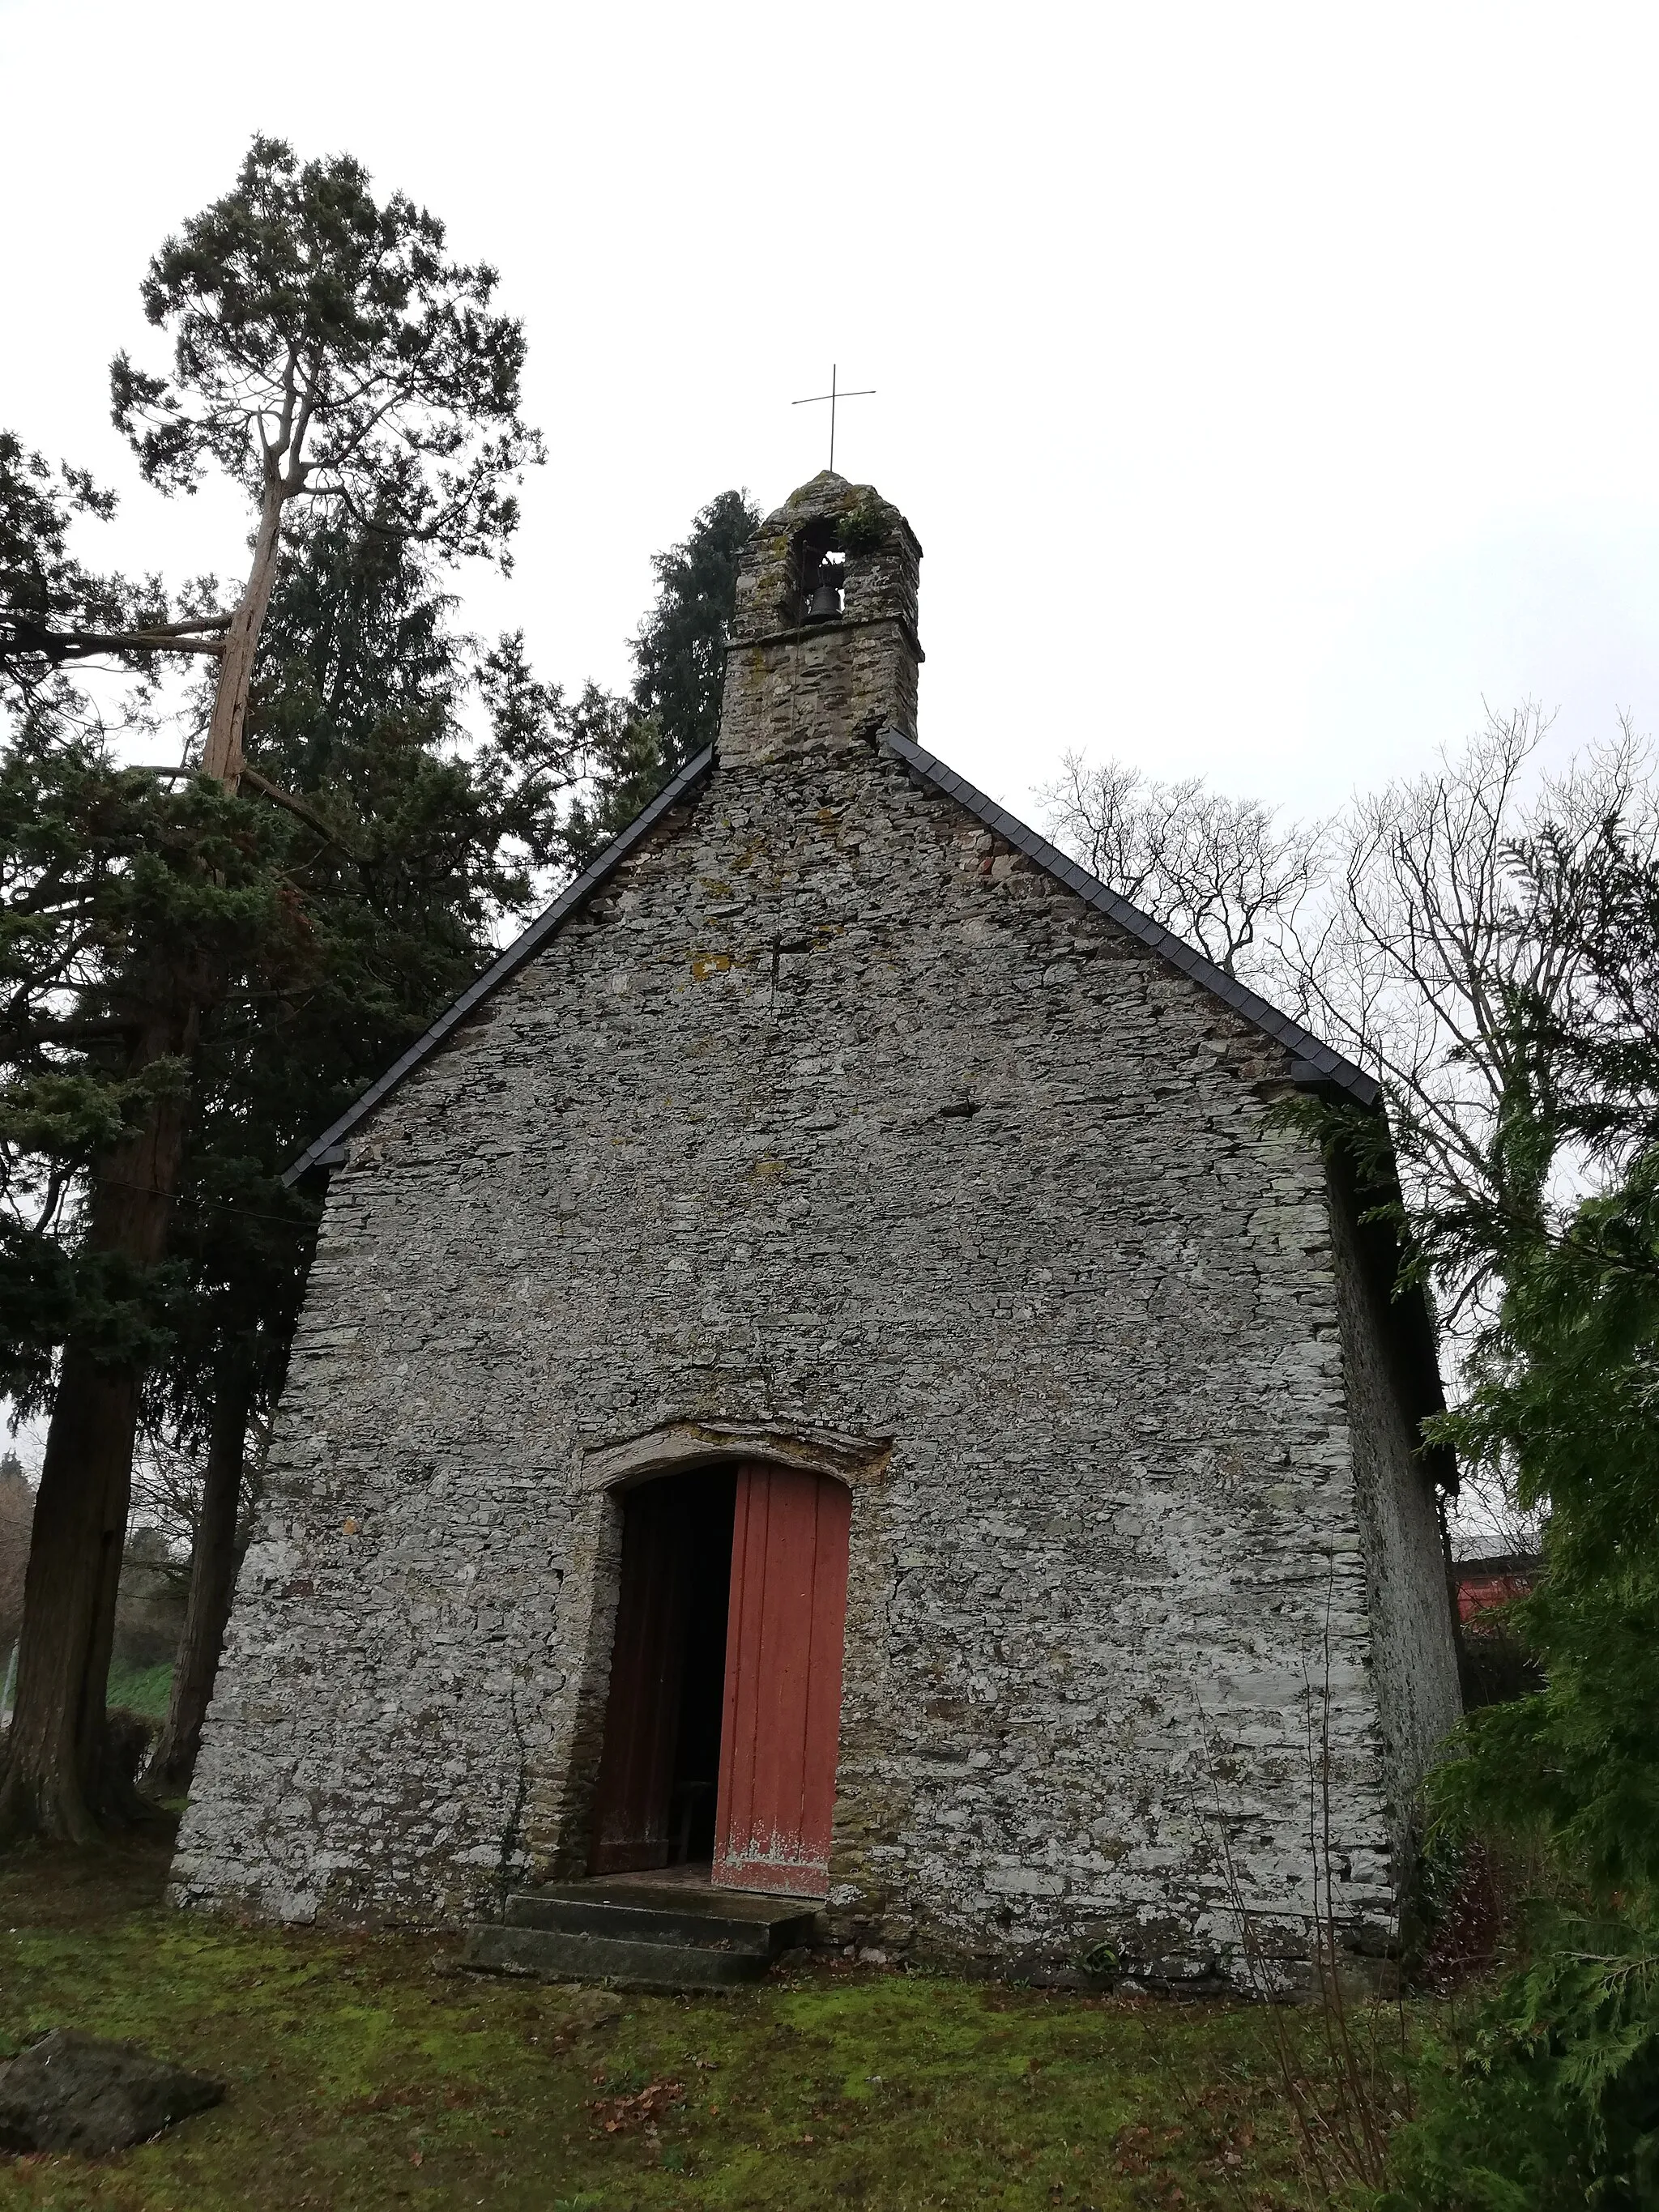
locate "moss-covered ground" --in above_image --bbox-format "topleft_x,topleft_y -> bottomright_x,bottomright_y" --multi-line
0,1830 -> 1343,2210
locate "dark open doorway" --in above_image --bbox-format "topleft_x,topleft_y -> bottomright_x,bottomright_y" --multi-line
589,1458 -> 853,1897
589,1468 -> 736,1874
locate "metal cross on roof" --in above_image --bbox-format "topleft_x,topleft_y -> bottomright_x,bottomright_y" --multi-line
791,364 -> 875,473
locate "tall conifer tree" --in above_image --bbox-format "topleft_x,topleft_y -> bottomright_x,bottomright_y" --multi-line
559,489 -> 757,871
143,509 -> 569,1788
0,137 -> 542,1839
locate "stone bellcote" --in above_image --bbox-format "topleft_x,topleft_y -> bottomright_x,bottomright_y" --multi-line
718,471 -> 923,765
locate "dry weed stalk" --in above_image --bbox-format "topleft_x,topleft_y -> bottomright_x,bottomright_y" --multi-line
1192,1581 -> 1413,2204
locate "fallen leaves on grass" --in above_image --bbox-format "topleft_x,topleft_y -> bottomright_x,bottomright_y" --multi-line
343,2082 -> 486,2116
589,2078 -> 686,2134
1111,2120 -> 1191,2176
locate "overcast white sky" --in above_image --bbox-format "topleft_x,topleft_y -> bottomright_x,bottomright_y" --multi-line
6,0 -> 1659,822
4,2 -> 1646,1530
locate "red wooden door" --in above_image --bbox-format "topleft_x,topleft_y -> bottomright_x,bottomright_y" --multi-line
713,1464 -> 851,1898
590,1486 -> 690,1873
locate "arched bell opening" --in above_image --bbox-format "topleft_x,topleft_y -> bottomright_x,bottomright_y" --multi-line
789,518 -> 847,627
588,1458 -> 851,1898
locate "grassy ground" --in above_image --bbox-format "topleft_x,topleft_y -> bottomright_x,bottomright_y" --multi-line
104,1663 -> 173,1721
0,1829 -> 1350,2211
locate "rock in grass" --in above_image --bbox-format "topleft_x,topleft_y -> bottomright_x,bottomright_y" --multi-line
0,2030 -> 224,2154
559,1987 -> 625,2035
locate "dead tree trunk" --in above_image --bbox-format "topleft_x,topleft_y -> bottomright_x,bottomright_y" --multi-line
0,1002 -> 199,1843
203,474 -> 288,788
145,1362 -> 253,1796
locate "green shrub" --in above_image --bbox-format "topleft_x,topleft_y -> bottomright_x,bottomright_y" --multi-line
1383,1909 -> 1659,2211
835,494 -> 896,555
1379,1150 -> 1659,2206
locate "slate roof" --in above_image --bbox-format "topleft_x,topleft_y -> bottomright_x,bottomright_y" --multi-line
284,728 -> 1378,1185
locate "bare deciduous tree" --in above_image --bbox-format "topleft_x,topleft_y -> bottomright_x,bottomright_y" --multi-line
1039,751 -> 1326,988
1291,706 -> 1657,1315
1038,708 -> 1659,1558
1303,710 -> 1658,1555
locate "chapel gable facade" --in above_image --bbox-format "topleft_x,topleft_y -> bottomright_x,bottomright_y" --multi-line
173,473 -> 1461,1986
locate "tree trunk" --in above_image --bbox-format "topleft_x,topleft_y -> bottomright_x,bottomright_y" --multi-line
203,475 -> 288,788
0,1003 -> 200,1843
0,449 -> 291,1841
144,1362 -> 252,1796
0,454 -> 292,1842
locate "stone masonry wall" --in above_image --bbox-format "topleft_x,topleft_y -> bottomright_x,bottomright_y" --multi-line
177,750 -> 1435,1978
1327,1174 -> 1463,1852
720,471 -> 923,765
175,475 -> 1460,1984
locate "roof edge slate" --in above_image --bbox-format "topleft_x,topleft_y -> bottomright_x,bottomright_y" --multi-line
280,744 -> 718,1186
876,727 -> 1381,1108
283,723 -> 1380,1185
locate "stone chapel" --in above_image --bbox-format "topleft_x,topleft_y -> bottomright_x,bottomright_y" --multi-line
173,472 -> 1462,1988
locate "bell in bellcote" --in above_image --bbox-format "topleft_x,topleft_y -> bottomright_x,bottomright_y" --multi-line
804,558 -> 844,623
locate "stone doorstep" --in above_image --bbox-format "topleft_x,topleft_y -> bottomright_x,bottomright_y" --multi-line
465,1924 -> 768,1991
462,1878 -> 822,1991
505,1882 -> 819,1955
